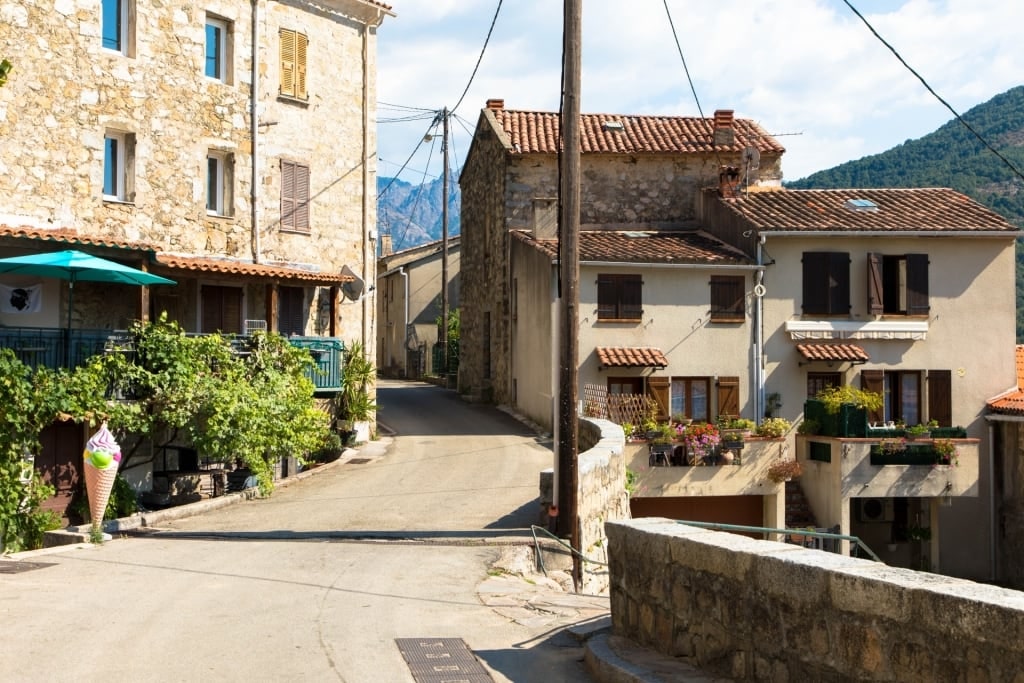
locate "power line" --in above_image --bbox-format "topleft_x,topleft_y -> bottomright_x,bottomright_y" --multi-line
843,0 -> 1024,183
377,118 -> 441,199
450,0 -> 503,117
394,131 -> 440,251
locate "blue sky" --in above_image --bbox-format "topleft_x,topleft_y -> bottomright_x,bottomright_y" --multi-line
375,1 -> 1024,185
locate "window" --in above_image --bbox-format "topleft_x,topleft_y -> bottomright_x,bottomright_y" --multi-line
709,275 -> 745,322
279,28 -> 308,100
608,378 -> 643,395
279,287 -> 305,336
807,372 -> 841,398
101,0 -> 133,55
867,253 -> 929,316
670,378 -> 710,422
205,16 -> 231,82
280,160 -> 310,232
597,274 -> 642,321
206,151 -> 233,216
104,131 -> 135,202
201,285 -> 243,334
861,369 -> 951,426
802,252 -> 849,316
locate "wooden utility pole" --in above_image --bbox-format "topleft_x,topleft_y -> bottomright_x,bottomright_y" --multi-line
558,0 -> 582,589
441,107 -> 450,375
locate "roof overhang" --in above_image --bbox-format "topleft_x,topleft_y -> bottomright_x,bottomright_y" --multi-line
596,346 -> 668,370
796,342 -> 870,366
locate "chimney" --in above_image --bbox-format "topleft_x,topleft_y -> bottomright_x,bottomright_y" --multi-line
379,231 -> 393,256
713,109 -> 735,146
486,98 -> 505,111
719,165 -> 740,199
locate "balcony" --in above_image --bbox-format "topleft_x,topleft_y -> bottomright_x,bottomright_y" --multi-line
0,327 -> 345,393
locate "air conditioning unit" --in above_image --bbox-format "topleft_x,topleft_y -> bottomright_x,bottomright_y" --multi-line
857,497 -> 894,523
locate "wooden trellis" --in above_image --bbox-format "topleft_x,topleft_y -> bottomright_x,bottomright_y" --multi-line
581,384 -> 655,429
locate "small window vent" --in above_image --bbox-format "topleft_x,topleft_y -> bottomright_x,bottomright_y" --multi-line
845,198 -> 878,212
602,121 -> 624,132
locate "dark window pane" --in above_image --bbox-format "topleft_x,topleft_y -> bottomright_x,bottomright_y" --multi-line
104,137 -> 118,196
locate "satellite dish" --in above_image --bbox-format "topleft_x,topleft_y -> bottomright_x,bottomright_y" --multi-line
340,265 -> 365,301
742,146 -> 760,170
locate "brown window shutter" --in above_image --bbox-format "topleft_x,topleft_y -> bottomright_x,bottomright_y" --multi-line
201,285 -> 243,334
280,29 -> 296,97
906,253 -> 929,316
596,276 -> 615,319
295,32 -> 308,99
647,376 -> 670,421
281,160 -> 296,230
830,252 -> 851,315
802,252 -> 828,314
710,275 -> 745,321
622,275 -> 642,319
295,163 -> 310,232
278,286 -> 305,336
717,376 -> 740,419
867,252 -> 883,315
927,370 -> 952,427
860,370 -> 884,424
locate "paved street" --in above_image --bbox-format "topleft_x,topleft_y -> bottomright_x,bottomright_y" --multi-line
2,380 -> 606,682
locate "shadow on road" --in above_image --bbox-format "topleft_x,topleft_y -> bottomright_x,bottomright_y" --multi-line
377,382 -> 544,438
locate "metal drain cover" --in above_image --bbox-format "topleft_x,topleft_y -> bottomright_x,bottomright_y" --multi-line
346,458 -> 371,465
395,638 -> 493,682
0,560 -> 55,574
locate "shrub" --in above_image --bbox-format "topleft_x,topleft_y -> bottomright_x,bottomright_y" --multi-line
766,458 -> 803,483
757,417 -> 792,438
816,386 -> 883,414
796,419 -> 819,436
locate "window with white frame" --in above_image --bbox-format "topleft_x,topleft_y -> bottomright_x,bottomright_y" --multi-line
101,0 -> 134,55
205,16 -> 231,82
104,131 -> 135,202
206,151 -> 233,216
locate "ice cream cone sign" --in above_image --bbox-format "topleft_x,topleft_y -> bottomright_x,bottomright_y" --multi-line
83,422 -> 121,530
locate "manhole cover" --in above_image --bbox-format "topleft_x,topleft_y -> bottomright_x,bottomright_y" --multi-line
0,560 -> 55,574
347,458 -> 371,465
395,638 -> 493,682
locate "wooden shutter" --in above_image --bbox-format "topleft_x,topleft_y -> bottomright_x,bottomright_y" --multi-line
710,275 -> 744,321
280,160 -> 310,232
860,370 -> 884,424
201,285 -> 242,334
906,253 -> 929,316
647,376 -> 670,421
295,32 -> 308,100
867,252 -> 884,315
278,287 -> 305,336
280,29 -> 296,97
927,370 -> 952,427
716,376 -> 740,419
802,252 -> 827,314
294,163 -> 310,232
281,160 -> 296,229
622,275 -> 642,320
596,276 -> 615,319
803,252 -> 849,315
830,252 -> 851,315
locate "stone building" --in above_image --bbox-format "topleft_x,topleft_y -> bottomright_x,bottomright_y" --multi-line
0,0 -> 392,514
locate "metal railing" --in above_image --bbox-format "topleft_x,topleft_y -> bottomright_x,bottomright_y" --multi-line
674,520 -> 882,562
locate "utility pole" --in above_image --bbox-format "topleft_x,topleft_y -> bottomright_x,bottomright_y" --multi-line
440,107 -> 450,377
558,0 -> 582,590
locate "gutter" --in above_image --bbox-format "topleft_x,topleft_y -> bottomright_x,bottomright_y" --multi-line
750,230 -> 1016,238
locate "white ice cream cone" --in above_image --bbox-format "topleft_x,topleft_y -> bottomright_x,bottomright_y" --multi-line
84,461 -> 119,526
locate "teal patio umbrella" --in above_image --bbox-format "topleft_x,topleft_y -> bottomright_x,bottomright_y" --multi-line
0,249 -> 176,363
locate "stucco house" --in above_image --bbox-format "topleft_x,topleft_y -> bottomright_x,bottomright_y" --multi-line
459,98 -> 1020,581
377,235 -> 461,378
0,0 -> 392,515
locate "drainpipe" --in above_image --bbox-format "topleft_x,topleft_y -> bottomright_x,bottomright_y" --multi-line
361,22 -> 371,352
400,266 -> 409,339
755,234 -> 767,419
250,0 -> 261,263
989,420 -> 997,582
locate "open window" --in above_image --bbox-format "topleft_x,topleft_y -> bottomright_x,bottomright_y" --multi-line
867,253 -> 929,316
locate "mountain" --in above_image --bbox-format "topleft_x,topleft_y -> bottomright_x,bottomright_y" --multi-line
786,85 -> 1024,340
377,172 -> 461,252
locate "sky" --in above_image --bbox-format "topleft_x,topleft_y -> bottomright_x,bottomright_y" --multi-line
374,0 -> 1024,186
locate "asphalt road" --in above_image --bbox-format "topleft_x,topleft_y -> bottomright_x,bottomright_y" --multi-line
2,380 -> 601,682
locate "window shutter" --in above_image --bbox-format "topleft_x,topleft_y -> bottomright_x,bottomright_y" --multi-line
829,252 -> 851,315
295,32 -> 308,99
294,163 -> 310,232
281,160 -> 295,229
280,29 -> 296,97
906,253 -> 929,316
278,287 -> 305,336
860,370 -> 884,424
201,285 -> 242,334
716,376 -> 740,419
710,275 -> 744,321
222,289 -> 242,334
647,376 -> 670,422
867,252 -> 884,315
927,370 -> 952,427
802,252 -> 828,314
596,276 -> 615,319
622,276 -> 642,319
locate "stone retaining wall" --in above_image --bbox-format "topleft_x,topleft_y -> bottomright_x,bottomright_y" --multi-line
606,517 -> 1024,680
577,418 -> 629,595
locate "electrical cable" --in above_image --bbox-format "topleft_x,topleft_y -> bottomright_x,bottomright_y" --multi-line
393,130 -> 440,251
450,0 -> 503,117
377,118 -> 439,199
843,0 -> 1024,183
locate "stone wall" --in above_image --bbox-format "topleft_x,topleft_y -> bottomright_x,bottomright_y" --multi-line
606,517 -> 1024,680
577,417 -> 630,595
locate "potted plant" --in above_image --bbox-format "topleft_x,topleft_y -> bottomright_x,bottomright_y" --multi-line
905,423 -> 932,440
816,386 -> 883,414
932,438 -> 959,466
878,437 -> 907,455
796,418 -> 820,436
756,417 -> 791,438
337,340 -> 377,444
766,458 -> 803,483
679,422 -> 720,465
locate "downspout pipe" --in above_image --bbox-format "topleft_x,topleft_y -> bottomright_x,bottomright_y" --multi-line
755,233 -> 766,420
361,20 -> 371,353
250,0 -> 260,264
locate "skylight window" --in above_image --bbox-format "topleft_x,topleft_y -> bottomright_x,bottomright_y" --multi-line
602,121 -> 624,131
845,198 -> 879,212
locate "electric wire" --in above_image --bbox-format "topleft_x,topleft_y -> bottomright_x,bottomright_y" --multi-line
842,0 -> 1024,183
393,128 -> 440,251
450,0 -> 503,117
377,119 -> 438,199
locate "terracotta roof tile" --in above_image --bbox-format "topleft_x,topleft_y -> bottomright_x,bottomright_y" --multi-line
155,255 -> 353,284
491,109 -> 785,156
987,345 -> 1024,415
796,343 -> 870,363
512,230 -> 752,265
717,188 -> 1018,233
597,346 -> 668,368
0,225 -> 158,251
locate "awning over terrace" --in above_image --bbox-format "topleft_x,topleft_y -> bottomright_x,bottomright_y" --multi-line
596,346 -> 668,370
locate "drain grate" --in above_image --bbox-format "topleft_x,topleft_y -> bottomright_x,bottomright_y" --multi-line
0,560 -> 55,574
346,458 -> 371,465
395,638 -> 493,682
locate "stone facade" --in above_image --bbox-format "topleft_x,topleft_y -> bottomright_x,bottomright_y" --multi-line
605,518 -> 1024,681
0,0 -> 388,346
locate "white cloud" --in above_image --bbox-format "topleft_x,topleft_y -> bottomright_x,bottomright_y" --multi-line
377,0 -> 1024,182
